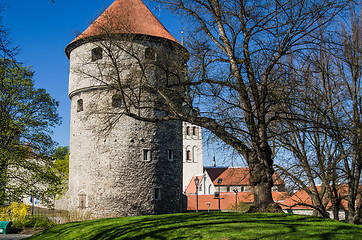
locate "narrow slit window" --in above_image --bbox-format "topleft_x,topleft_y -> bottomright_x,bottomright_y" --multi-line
112,94 -> 122,108
143,149 -> 151,161
77,99 -> 83,112
91,47 -> 102,61
168,149 -> 174,161
153,188 -> 161,200
186,126 -> 190,135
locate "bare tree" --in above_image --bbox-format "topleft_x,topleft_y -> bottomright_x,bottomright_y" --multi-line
275,4 -> 362,222
333,9 -> 362,224
70,0 -> 350,212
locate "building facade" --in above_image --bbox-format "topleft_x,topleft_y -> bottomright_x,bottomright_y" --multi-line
182,122 -> 203,191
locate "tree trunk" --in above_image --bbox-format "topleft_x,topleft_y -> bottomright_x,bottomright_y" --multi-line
246,149 -> 283,213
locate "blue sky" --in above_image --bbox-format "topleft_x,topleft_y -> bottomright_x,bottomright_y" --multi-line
3,0 -> 182,146
3,0 -> 244,167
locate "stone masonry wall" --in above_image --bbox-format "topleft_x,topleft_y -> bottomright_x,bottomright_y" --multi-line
68,37 -> 186,217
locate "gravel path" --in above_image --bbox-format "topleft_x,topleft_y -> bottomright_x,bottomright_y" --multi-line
0,234 -> 31,240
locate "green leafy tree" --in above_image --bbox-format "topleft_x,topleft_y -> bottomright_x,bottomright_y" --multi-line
0,58 -> 61,206
54,146 -> 69,195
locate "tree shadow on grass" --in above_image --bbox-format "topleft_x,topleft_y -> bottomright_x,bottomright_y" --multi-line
29,212 -> 362,240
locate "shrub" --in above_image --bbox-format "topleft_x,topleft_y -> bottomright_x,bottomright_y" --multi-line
0,202 -> 29,222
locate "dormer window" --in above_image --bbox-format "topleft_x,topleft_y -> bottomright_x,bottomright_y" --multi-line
145,47 -> 156,61
92,47 -> 102,61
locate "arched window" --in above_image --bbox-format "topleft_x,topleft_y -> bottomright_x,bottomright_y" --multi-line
78,192 -> 86,209
91,47 -> 102,61
112,94 -> 122,108
186,126 -> 191,135
77,99 -> 83,112
192,126 -> 197,136
186,150 -> 191,161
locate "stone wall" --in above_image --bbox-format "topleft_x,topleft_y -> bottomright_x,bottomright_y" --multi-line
67,37 -> 187,217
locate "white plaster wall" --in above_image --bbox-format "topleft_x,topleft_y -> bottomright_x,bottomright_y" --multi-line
182,122 -> 203,191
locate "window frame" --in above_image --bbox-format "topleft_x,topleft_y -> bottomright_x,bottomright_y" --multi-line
142,149 -> 151,162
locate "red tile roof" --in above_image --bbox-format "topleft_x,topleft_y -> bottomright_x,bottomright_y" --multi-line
281,185 -> 359,210
67,0 -> 179,54
185,175 -> 203,195
187,192 -> 288,211
204,167 -> 285,186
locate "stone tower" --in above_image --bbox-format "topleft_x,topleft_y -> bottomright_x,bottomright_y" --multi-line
65,0 -> 188,217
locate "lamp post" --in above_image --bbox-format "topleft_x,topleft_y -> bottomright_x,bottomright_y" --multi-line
194,176 -> 200,213
233,188 -> 238,210
217,178 -> 222,211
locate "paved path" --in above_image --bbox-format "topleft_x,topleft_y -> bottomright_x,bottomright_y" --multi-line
0,235 -> 31,240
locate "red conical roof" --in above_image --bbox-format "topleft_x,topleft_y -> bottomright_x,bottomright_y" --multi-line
66,0 -> 180,57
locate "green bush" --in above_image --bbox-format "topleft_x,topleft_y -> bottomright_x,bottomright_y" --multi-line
12,215 -> 55,230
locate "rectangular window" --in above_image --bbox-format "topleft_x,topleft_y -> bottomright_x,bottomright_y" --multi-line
77,99 -> 83,112
91,47 -> 102,61
143,149 -> 151,161
153,188 -> 161,200
145,48 -> 156,61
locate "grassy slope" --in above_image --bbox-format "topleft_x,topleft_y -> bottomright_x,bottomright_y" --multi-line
27,212 -> 362,240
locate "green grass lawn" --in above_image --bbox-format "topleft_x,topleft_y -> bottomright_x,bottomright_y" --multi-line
27,212 -> 362,240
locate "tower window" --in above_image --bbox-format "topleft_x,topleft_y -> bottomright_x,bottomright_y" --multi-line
186,150 -> 191,161
77,99 -> 83,112
186,126 -> 190,135
153,188 -> 161,200
78,192 -> 86,209
168,149 -> 174,161
91,47 -> 102,61
193,127 -> 197,135
142,149 -> 151,161
145,47 -> 156,61
112,94 -> 122,108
